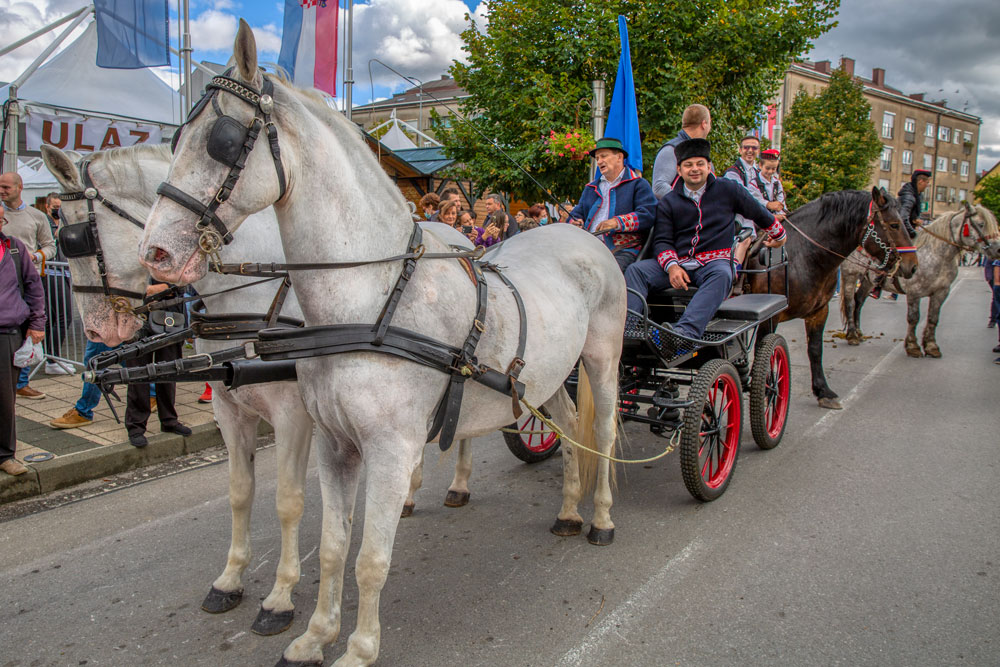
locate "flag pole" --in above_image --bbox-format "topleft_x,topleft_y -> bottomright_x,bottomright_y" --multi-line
181,0 -> 193,115
344,0 -> 354,121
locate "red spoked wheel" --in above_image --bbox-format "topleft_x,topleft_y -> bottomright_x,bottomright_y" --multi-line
750,333 -> 791,450
503,408 -> 561,463
680,359 -> 742,501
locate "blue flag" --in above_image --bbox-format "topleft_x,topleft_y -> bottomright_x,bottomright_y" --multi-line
94,0 -> 169,69
605,16 -> 642,172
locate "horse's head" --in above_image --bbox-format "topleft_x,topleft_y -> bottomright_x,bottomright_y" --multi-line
42,144 -> 168,346
140,19 -> 288,285
962,203 -> 1000,260
862,187 -> 918,280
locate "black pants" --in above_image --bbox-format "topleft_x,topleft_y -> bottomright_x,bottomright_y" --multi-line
42,273 -> 73,360
613,248 -> 639,273
124,341 -> 182,438
1,331 -> 20,463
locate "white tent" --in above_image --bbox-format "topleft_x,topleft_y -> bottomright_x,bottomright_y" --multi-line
0,21 -> 181,126
380,119 -> 418,151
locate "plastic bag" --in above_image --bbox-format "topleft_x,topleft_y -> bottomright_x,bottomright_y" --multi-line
13,337 -> 45,368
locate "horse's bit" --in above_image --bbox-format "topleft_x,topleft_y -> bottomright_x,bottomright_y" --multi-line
859,198 -> 910,273
158,70 -> 287,269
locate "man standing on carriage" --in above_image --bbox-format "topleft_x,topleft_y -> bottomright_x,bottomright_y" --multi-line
651,104 -> 713,199
897,168 -> 931,238
568,137 -> 657,271
624,138 -> 786,340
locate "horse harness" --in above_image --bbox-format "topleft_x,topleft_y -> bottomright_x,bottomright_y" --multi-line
918,206 -> 995,251
154,71 -> 530,452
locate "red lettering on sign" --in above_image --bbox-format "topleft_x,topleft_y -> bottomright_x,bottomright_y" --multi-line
128,129 -> 150,144
73,124 -> 94,151
42,121 -> 69,148
101,127 -> 122,150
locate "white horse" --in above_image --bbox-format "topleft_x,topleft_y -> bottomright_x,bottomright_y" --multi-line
839,204 -> 1000,356
139,22 -> 624,667
41,142 -> 479,638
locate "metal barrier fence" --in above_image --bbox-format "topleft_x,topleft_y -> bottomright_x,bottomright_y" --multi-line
26,260 -> 88,379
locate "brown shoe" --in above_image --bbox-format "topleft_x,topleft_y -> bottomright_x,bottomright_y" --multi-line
16,385 -> 46,400
50,408 -> 93,429
150,397 -> 157,412
0,459 -> 29,476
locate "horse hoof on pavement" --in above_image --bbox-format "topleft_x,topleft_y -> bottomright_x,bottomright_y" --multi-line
400,502 -> 415,518
201,586 -> 243,614
551,518 -> 583,536
817,397 -> 842,410
274,657 -> 322,667
587,526 -> 615,546
251,607 -> 295,636
923,345 -> 941,358
846,336 -> 861,346
443,490 -> 470,507
905,345 -> 923,358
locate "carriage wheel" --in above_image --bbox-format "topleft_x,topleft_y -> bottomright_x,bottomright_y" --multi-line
503,409 -> 561,463
680,359 -> 742,502
749,333 -> 790,450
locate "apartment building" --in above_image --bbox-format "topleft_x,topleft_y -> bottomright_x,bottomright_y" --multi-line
772,57 -> 981,217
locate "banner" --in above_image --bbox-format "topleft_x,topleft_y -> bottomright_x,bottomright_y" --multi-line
279,0 -> 339,96
605,16 -> 642,172
94,0 -> 170,69
26,111 -> 163,153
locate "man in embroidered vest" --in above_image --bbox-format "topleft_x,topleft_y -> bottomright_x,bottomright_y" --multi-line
651,104 -> 712,199
755,149 -> 786,213
624,138 -> 786,340
568,137 -> 657,272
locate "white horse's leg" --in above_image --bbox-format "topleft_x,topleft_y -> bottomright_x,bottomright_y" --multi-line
203,388 -> 259,613
905,294 -> 923,357
547,387 -> 584,536
580,352 -> 621,546
253,400 -> 314,636
279,433 -> 362,666
336,438 -> 421,667
401,446 -> 423,518
922,289 -> 948,358
444,438 -> 473,507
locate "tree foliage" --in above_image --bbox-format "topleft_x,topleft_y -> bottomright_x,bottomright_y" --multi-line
975,173 -> 1000,216
780,69 -> 882,209
432,0 -> 839,202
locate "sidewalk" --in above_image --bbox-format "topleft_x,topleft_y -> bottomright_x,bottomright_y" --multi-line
2,372 -> 241,504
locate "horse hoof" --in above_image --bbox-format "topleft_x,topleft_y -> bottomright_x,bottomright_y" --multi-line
847,337 -> 860,346
817,397 -> 842,410
274,657 -> 323,667
587,526 -> 615,546
251,607 -> 295,636
923,347 -> 941,358
201,586 -> 243,614
400,502 -> 415,518
443,490 -> 470,508
550,518 -> 583,537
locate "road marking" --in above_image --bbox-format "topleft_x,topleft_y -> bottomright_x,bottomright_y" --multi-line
556,539 -> 701,666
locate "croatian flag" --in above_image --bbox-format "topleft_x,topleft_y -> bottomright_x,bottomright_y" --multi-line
279,0 -> 339,96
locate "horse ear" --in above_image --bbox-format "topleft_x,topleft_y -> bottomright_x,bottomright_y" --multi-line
233,19 -> 261,88
41,144 -> 83,191
871,186 -> 886,206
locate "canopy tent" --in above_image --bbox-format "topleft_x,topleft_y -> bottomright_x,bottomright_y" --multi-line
1,21 -> 181,126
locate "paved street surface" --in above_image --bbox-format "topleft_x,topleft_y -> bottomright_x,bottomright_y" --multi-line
2,269 -> 997,667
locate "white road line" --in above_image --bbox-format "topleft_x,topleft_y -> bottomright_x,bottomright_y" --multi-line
556,539 -> 702,666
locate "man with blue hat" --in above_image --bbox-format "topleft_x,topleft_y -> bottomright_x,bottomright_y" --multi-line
624,137 -> 786,340
568,137 -> 657,271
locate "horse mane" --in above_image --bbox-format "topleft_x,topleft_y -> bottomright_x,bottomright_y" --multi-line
87,142 -> 171,208
916,204 -> 1000,249
788,189 -> 874,239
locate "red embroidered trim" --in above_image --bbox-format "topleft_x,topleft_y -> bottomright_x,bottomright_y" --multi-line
657,249 -> 678,269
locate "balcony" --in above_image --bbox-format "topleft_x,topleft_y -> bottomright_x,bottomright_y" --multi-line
902,163 -> 912,174
963,143 -> 973,156
904,131 -> 915,143
924,136 -> 936,148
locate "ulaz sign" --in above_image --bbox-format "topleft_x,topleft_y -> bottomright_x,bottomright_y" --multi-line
26,111 -> 163,153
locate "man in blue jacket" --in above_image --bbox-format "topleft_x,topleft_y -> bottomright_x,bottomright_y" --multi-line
569,137 -> 657,271
624,138 -> 786,339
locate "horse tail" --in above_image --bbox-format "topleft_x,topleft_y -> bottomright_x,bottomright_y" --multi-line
574,361 -> 618,495
838,284 -> 849,328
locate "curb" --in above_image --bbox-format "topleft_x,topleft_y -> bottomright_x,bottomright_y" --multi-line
0,422 -> 273,505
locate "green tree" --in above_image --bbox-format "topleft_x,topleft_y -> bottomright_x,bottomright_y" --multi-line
780,69 -> 882,208
975,173 -> 1000,216
432,0 -> 839,202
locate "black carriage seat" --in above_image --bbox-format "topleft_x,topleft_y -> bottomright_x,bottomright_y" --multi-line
713,293 -> 787,321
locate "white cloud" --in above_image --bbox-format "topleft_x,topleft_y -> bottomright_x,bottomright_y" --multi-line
0,0 -> 88,83
180,9 -> 282,55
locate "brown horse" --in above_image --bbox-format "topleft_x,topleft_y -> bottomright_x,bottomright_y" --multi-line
746,187 -> 917,409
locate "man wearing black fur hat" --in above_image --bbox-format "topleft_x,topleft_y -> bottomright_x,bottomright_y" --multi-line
897,169 -> 931,238
623,138 -> 786,340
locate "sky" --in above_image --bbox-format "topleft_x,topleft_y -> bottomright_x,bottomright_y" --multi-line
1,0 -> 997,171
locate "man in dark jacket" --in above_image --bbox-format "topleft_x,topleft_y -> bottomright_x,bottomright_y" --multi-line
624,138 -> 786,339
569,137 -> 657,271
0,207 -> 46,475
897,169 -> 931,238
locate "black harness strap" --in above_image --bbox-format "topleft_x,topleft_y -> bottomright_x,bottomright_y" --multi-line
483,261 -> 528,418
373,225 -> 422,345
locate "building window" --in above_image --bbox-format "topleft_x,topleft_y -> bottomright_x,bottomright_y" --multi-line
963,131 -> 973,143
881,146 -> 893,171
937,156 -> 948,172
949,187 -> 956,202
881,111 -> 895,139
925,122 -> 935,137
878,178 -> 890,190
951,158 -> 958,173
959,189 -> 967,202
961,161 -> 970,177
953,129 -> 962,144
901,150 -> 913,165
923,154 -> 933,169
938,126 -> 951,142
936,186 -> 946,202
904,117 -> 916,133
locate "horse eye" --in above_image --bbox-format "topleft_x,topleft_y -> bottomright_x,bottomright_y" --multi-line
890,223 -> 900,230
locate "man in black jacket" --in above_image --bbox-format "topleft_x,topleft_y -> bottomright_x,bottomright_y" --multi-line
897,169 -> 931,238
624,138 -> 786,339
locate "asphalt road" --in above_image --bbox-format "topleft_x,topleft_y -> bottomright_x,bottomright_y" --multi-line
2,270 -> 998,667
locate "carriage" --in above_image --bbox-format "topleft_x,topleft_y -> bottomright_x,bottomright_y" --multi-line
505,229 -> 792,501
